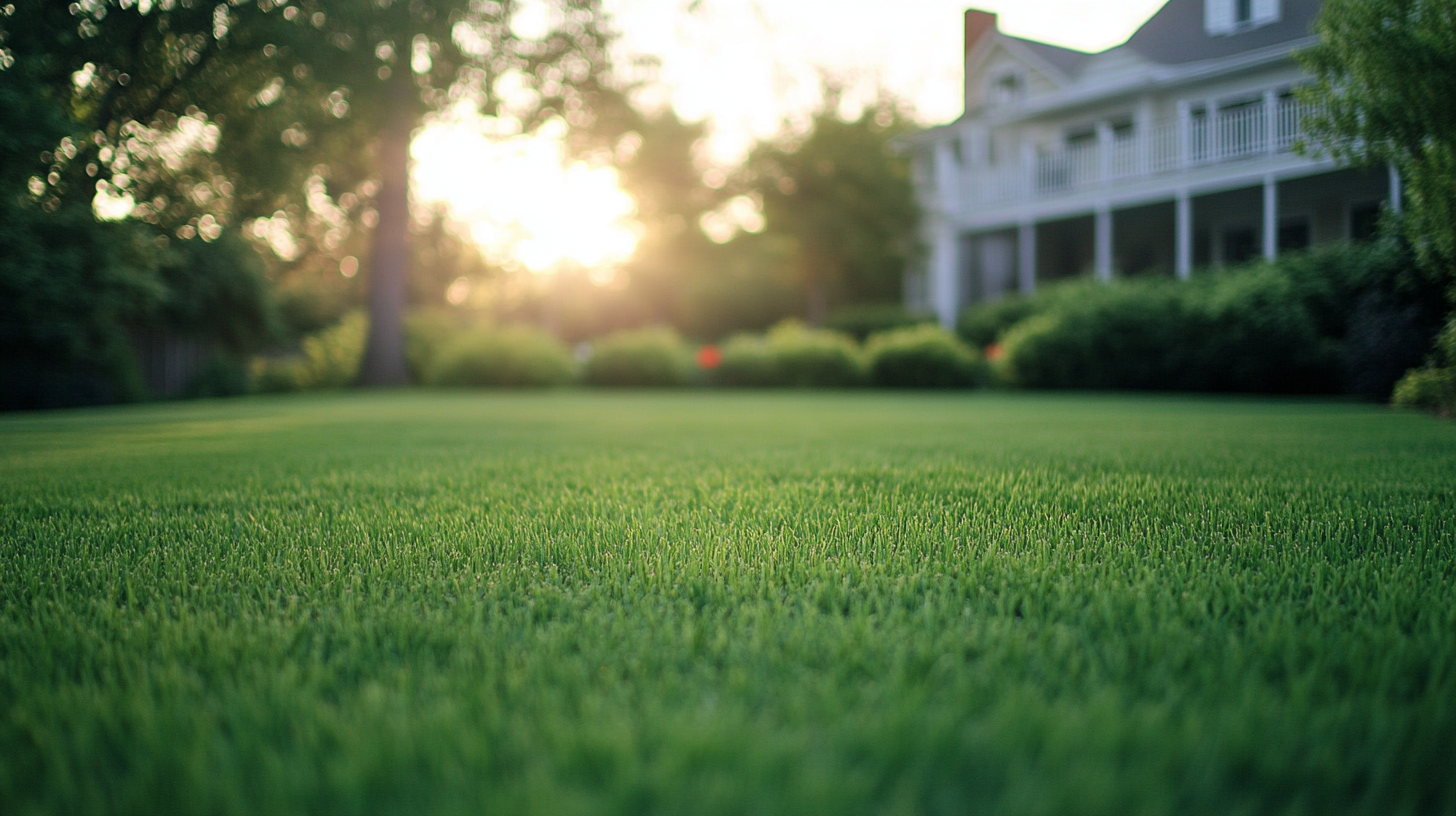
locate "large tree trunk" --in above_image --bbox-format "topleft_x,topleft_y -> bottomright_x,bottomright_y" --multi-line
357,77 -> 414,386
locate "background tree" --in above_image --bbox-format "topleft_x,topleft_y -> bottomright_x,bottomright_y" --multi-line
3,0 -> 617,385
1298,0 -> 1456,300
734,89 -> 920,325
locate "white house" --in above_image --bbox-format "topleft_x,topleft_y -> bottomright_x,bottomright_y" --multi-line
904,0 -> 1399,327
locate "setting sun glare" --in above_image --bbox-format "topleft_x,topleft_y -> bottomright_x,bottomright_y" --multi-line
411,107 -> 640,274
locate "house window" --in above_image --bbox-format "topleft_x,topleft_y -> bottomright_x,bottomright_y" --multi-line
1350,202 -> 1382,242
1223,226 -> 1259,265
1279,217 -> 1310,253
992,73 -> 1024,106
1206,0 -> 1280,36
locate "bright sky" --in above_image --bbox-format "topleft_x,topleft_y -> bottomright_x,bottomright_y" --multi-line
605,0 -> 1172,162
419,0 -> 1174,273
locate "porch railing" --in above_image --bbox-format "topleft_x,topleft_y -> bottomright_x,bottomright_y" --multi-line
957,98 -> 1319,212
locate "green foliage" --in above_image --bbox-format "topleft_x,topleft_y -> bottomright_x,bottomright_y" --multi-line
1,0 -> 615,228
424,325 -> 575,388
738,89 -> 921,318
582,328 -> 693,387
825,303 -> 934,342
680,236 -> 803,340
0,196 -> 281,411
996,284 -> 1187,390
998,273 -> 1339,393
763,323 -> 867,388
1,393 -> 1454,813
181,352 -> 252,400
1298,0 -> 1456,295
1,0 -> 619,388
1189,267 -> 1341,392
710,324 -> 867,388
251,312 -> 368,392
866,325 -> 988,388
404,310 -> 469,384
152,234 -> 284,352
976,246 -> 1440,397
1392,318 -> 1456,414
711,334 -> 782,387
956,295 -> 1040,349
0,203 -> 161,409
1392,366 -> 1456,415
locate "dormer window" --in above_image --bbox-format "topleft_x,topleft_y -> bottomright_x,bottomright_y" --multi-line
991,73 -> 1024,106
1205,0 -> 1279,36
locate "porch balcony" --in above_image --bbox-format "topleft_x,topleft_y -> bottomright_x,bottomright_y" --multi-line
945,95 -> 1321,220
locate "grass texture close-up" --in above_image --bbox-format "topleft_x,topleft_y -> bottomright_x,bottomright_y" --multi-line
1,392 -> 1454,815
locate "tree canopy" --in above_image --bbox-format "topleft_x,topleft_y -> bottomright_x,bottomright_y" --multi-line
1,0 -> 618,384
1299,0 -> 1456,299
734,91 -> 920,324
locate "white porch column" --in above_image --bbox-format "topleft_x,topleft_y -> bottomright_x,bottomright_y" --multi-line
933,140 -> 961,215
1097,121 -> 1114,181
931,224 -> 959,328
1135,96 -> 1154,175
1263,88 -> 1278,154
1018,219 -> 1036,294
1177,100 -> 1192,168
1175,189 -> 1193,280
1389,164 -> 1403,215
1021,141 -> 1037,201
1207,98 -> 1220,161
929,138 -> 963,327
1262,174 -> 1278,261
1094,204 -> 1114,281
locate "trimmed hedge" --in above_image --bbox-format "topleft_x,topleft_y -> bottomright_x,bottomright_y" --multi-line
424,325 -> 575,388
867,325 -> 988,388
583,328 -> 694,387
996,273 -> 1340,392
766,323 -> 867,387
712,334 -> 781,387
712,323 -> 866,387
967,241 -> 1439,397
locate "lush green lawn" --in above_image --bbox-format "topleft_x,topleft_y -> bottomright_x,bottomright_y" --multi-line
1,391 -> 1453,815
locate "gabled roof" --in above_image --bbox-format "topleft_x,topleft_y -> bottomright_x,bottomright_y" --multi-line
1009,36 -> 1094,78
976,0 -> 1323,80
1124,0 -> 1322,65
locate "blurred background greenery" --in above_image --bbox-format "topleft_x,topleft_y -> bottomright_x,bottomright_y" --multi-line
1,0 -> 1453,414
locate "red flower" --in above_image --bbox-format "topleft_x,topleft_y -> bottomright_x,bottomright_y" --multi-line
984,343 -> 1004,362
696,344 -> 723,370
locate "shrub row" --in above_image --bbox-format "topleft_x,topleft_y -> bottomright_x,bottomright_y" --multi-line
957,240 -> 1443,397
394,315 -> 990,390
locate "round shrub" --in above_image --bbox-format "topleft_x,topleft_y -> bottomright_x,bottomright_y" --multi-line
765,323 -> 867,388
1188,267 -> 1340,393
425,325 -> 574,387
996,284 -> 1185,389
713,334 -> 782,386
404,310 -> 465,383
867,324 -> 987,388
582,327 -> 693,387
957,295 -> 1038,349
250,311 -> 368,392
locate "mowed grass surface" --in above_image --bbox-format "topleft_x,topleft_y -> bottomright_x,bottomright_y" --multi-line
1,392 -> 1454,815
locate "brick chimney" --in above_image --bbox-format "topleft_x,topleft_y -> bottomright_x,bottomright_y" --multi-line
965,9 -> 998,54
